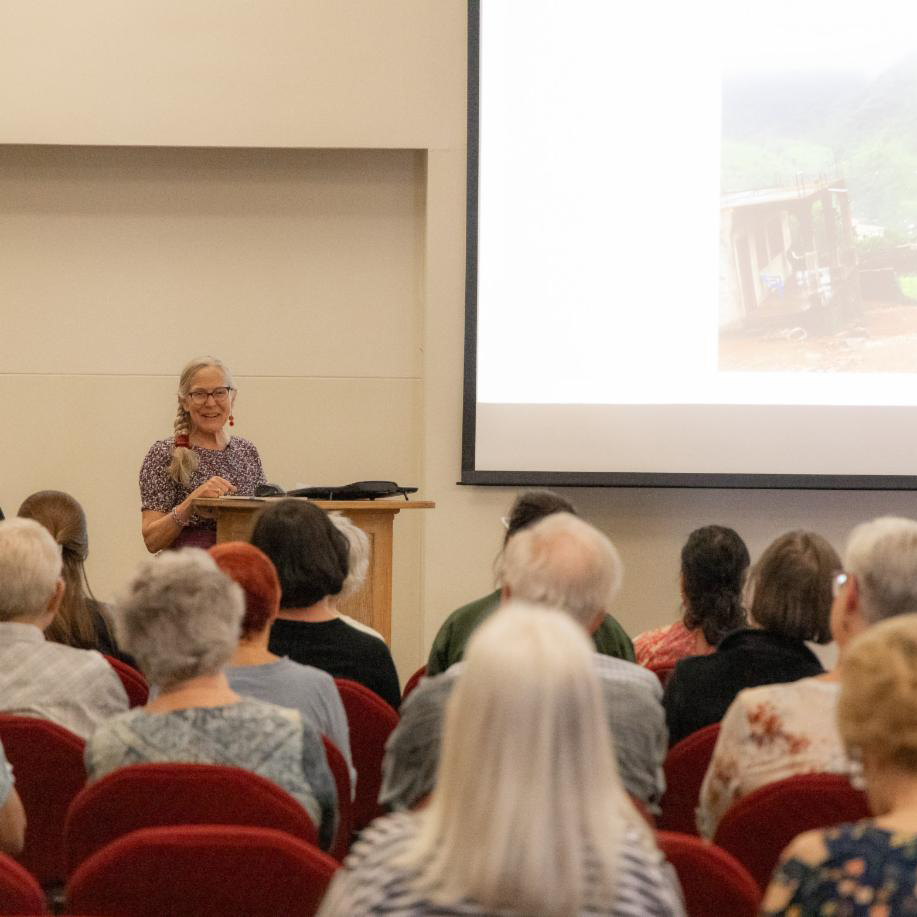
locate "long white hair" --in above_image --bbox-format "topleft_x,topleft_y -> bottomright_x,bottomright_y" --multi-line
398,602 -> 649,915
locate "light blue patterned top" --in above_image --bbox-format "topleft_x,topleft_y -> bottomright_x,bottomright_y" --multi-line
85,698 -> 336,848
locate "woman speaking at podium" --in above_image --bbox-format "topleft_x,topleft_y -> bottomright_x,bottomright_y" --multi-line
139,357 -> 266,552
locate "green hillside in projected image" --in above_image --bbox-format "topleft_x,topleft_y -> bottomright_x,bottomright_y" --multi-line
718,54 -> 917,374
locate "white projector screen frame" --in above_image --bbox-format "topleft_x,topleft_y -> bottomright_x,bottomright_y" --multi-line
462,0 -> 917,489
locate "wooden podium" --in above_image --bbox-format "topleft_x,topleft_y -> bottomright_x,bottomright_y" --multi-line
193,497 -> 434,645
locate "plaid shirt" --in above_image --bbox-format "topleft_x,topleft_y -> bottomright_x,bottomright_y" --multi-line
0,622 -> 129,740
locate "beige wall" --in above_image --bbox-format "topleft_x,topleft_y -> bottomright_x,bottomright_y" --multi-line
4,1 -> 917,683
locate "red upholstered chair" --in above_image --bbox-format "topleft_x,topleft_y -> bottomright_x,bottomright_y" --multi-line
321,737 -> 352,861
101,655 -> 149,708
401,665 -> 427,704
64,762 -> 317,875
334,678 -> 399,830
713,772 -> 871,891
0,852 -> 48,914
656,830 -> 760,917
657,723 -> 720,835
0,715 -> 86,885
66,825 -> 338,917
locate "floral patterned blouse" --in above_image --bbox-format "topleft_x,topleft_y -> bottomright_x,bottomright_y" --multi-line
634,619 -> 709,670
696,677 -> 848,838
761,822 -> 917,916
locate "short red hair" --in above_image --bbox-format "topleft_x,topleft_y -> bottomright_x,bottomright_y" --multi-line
208,542 -> 281,638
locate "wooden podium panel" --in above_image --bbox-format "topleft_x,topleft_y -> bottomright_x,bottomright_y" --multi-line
192,497 -> 434,645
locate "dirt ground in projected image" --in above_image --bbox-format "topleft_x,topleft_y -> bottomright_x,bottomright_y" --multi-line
718,303 -> 917,373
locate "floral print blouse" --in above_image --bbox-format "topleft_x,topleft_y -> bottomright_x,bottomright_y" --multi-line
634,619 -> 709,670
696,677 -> 849,838
761,822 -> 917,916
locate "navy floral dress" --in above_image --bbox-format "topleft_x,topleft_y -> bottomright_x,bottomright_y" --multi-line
762,822 -> 917,916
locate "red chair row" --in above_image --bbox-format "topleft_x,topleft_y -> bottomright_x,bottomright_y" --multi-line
0,825 -> 338,917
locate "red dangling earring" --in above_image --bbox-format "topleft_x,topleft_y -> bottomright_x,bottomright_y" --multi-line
228,415 -> 235,427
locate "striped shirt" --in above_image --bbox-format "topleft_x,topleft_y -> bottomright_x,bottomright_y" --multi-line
317,812 -> 685,916
0,621 -> 128,740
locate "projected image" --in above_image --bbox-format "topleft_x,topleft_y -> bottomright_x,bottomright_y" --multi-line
718,22 -> 917,373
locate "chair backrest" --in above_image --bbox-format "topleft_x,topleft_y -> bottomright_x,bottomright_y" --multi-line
102,655 -> 149,708
657,723 -> 721,835
334,678 -> 399,830
713,772 -> 871,891
401,665 -> 427,704
656,830 -> 760,917
67,825 -> 338,917
64,762 -> 317,875
0,852 -> 48,915
0,714 -> 86,885
321,737 -> 352,861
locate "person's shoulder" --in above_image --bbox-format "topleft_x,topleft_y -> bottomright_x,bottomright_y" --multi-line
593,654 -> 662,696
274,657 -> 338,691
227,435 -> 260,455
443,590 -> 500,627
142,438 -> 174,461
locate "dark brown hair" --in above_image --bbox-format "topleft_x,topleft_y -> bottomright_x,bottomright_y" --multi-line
250,499 -> 349,609
504,491 -> 576,546
749,530 -> 841,643
17,490 -> 98,648
681,525 -> 749,645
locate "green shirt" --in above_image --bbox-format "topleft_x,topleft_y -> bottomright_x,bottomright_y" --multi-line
426,589 -> 636,676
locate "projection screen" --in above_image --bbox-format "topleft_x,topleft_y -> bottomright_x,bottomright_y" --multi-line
462,0 -> 917,488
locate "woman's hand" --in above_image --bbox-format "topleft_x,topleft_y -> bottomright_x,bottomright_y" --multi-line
189,476 -> 238,500
140,477 -> 238,553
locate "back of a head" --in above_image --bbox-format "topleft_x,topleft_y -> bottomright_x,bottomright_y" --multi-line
844,516 -> 917,625
209,541 -> 280,638
838,613 -> 917,773
114,549 -> 244,687
412,602 -> 629,915
329,512 -> 370,598
503,490 -> 577,545
681,525 -> 749,646
250,499 -> 349,609
500,512 -> 623,630
0,518 -> 63,621
749,530 -> 841,643
18,490 -> 95,646
17,490 -> 89,564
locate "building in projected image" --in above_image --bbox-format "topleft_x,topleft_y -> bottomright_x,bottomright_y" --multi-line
719,177 -> 861,337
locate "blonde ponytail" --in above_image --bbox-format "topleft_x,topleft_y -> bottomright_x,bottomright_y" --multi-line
167,401 -> 199,488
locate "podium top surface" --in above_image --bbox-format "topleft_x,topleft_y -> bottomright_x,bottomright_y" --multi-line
193,497 -> 435,512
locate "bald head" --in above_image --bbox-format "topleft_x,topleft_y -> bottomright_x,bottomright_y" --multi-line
499,512 -> 623,630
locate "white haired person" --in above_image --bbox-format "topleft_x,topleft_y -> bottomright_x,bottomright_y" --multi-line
380,513 -> 666,813
328,512 -> 386,642
320,604 -> 684,917
85,549 -> 337,850
699,516 -> 917,838
140,356 -> 266,553
761,614 -> 917,914
0,518 -> 128,740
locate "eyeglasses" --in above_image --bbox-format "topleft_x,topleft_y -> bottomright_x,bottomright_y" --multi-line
832,571 -> 849,598
187,387 -> 234,405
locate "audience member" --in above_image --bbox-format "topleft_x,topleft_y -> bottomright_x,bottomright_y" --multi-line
663,530 -> 834,747
634,525 -> 749,669
761,613 -> 917,915
320,604 -> 685,917
427,491 -> 634,676
0,518 -> 128,740
18,490 -> 124,657
698,516 -> 917,837
328,512 -> 386,642
0,739 -> 25,855
86,549 -> 337,849
381,513 -> 667,811
210,541 -> 356,788
251,499 -> 401,709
